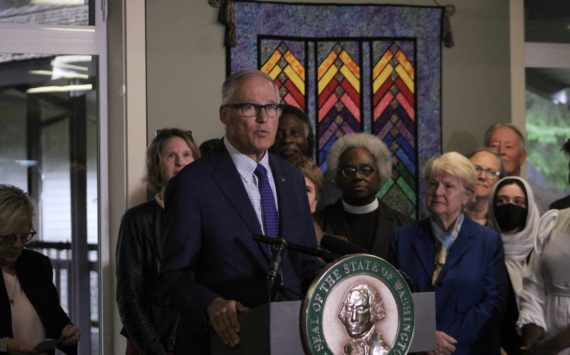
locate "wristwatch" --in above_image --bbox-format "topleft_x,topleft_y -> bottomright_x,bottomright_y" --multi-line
0,337 -> 10,352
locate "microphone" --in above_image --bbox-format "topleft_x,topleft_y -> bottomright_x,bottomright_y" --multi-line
320,234 -> 367,257
253,234 -> 336,262
266,238 -> 286,301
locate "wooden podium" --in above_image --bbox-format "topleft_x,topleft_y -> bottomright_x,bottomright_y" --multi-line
211,292 -> 435,354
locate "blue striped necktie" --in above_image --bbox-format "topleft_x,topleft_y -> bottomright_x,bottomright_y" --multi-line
254,164 -> 279,240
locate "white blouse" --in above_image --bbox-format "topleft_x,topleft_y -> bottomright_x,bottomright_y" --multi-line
517,208 -> 570,354
2,270 -> 46,352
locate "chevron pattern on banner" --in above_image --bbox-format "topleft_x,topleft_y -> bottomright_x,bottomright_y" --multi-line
261,41 -> 306,110
372,41 -> 417,217
316,42 -> 362,171
229,2 -> 443,217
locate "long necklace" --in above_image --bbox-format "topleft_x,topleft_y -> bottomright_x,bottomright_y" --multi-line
8,276 -> 18,306
2,271 -> 18,306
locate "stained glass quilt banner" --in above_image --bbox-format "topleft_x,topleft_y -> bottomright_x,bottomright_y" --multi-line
228,1 -> 443,218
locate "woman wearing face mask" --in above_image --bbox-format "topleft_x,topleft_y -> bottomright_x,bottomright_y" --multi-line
488,176 -> 540,355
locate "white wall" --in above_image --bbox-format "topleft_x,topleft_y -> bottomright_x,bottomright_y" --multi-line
145,0 -> 511,155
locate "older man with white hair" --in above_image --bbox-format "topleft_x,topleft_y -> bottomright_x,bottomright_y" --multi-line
485,123 -> 556,214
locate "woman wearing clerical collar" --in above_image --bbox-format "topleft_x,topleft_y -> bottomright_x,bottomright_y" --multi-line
389,152 -> 508,355
314,133 -> 411,259
0,184 -> 80,354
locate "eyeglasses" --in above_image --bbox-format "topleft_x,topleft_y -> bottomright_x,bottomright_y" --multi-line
0,228 -> 36,245
224,103 -> 283,118
473,165 -> 500,179
340,165 -> 376,178
496,196 -> 527,208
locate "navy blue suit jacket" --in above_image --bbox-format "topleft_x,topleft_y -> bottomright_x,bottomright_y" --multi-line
159,143 -> 322,346
389,215 -> 507,355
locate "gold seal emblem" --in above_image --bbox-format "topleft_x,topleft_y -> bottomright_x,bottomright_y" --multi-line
302,254 -> 414,355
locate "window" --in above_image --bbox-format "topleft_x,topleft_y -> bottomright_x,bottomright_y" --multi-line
524,1 -> 570,200
0,0 -> 92,25
0,1 -> 106,353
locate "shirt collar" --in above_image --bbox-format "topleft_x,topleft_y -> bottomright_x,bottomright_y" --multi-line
341,198 -> 379,214
223,138 -> 270,181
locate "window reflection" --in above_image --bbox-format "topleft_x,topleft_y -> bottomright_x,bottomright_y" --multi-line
0,53 -> 99,354
0,0 -> 91,26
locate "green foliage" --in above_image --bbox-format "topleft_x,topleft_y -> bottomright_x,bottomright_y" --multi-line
525,91 -> 570,191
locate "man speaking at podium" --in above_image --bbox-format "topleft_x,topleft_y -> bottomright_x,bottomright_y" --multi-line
159,70 -> 323,353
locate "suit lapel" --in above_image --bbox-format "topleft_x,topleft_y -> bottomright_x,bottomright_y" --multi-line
411,220 -> 436,280
0,271 -> 12,336
209,146 -> 270,260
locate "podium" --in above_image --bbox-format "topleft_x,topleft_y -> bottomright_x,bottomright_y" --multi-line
211,292 -> 435,354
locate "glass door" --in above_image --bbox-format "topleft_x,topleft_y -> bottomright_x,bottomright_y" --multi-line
0,1 -> 105,353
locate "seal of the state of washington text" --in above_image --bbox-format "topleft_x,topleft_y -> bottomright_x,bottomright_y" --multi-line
301,254 -> 414,355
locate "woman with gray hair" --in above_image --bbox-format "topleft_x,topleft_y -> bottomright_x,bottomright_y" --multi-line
314,133 -> 411,259
389,152 -> 508,355
0,184 -> 80,354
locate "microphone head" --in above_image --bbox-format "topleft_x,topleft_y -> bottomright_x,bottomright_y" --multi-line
320,234 -> 367,257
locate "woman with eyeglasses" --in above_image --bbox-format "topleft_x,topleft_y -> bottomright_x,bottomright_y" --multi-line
0,184 -> 80,355
465,148 -> 504,226
116,128 -> 200,355
389,152 -> 508,355
314,133 -> 411,259
487,176 -> 540,355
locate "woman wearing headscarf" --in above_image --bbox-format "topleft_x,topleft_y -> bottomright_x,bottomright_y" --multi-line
116,128 -> 200,355
488,176 -> 540,354
389,152 -> 508,355
0,184 -> 80,355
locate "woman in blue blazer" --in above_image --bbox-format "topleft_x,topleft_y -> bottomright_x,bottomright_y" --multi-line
389,152 -> 508,355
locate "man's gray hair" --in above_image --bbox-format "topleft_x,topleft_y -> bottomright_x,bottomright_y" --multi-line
221,69 -> 280,104
484,123 -> 526,150
327,133 -> 392,184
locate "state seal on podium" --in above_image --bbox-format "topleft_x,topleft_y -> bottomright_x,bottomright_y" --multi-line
301,254 -> 414,355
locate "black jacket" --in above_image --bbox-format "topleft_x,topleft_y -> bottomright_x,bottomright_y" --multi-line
0,249 -> 77,355
314,199 -> 412,259
116,200 -> 179,354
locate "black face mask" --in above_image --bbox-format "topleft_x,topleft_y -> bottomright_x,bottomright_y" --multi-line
494,204 -> 527,233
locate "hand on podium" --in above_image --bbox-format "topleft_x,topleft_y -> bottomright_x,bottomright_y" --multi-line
207,297 -> 250,347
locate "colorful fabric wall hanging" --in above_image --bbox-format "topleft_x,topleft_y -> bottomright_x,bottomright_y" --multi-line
227,1 -> 443,218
